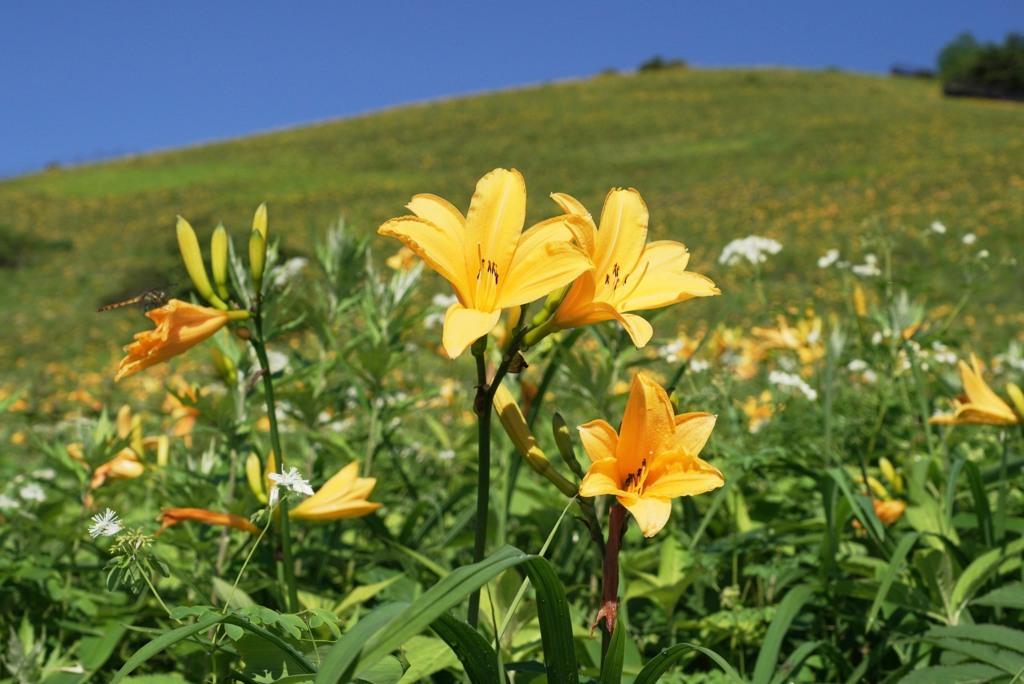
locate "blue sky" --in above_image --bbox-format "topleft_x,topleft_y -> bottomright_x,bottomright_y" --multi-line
1,2 -> 1019,179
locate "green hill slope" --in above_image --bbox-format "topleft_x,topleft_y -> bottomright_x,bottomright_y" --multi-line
1,68 -> 1021,405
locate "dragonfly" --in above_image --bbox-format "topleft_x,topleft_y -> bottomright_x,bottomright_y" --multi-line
97,286 -> 173,313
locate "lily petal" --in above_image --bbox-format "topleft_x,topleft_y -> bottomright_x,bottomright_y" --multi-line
593,188 -> 649,279
669,413 -> 717,456
495,240 -> 593,309
442,302 -> 502,359
644,451 -> 725,499
378,216 -> 470,303
579,458 -> 627,497
578,419 -> 618,462
619,242 -> 721,311
622,496 -> 673,538
617,373 -> 675,473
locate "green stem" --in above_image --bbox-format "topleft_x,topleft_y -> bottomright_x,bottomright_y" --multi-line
251,313 -> 299,614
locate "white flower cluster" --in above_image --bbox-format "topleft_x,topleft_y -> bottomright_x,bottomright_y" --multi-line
768,370 -> 818,401
817,249 -> 840,269
851,254 -> 881,278
718,236 -> 782,266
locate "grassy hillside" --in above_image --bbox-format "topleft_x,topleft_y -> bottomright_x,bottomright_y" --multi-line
2,67 -> 1022,408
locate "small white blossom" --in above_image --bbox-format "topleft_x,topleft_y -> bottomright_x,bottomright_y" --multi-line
817,249 -> 840,269
930,221 -> 947,235
438,449 -> 455,461
19,483 -> 45,502
32,468 -> 56,480
718,236 -> 782,266
267,467 -> 314,507
425,293 -> 458,329
847,359 -> 869,373
930,342 -> 958,366
977,249 -> 990,259
769,370 -> 818,401
271,257 -> 309,289
88,508 -> 124,538
0,494 -> 18,510
660,339 -> 686,363
962,233 -> 977,245
689,359 -> 710,373
852,254 -> 881,278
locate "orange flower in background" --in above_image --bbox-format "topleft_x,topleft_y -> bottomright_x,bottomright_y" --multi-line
873,499 -> 907,526
578,373 -> 724,537
157,507 -> 260,535
549,189 -> 719,348
930,354 -> 1020,426
115,300 -> 249,382
289,462 -> 382,520
378,168 -> 593,358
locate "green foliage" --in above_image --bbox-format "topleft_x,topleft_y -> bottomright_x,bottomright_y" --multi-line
939,31 -> 1024,100
2,68 -> 1024,683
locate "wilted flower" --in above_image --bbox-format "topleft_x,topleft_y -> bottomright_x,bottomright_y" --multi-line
115,300 -> 249,381
157,507 -> 260,535
578,373 -> 724,537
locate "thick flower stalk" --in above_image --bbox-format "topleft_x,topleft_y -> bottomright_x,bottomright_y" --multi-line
930,354 -> 1020,426
378,168 -> 593,358
543,189 -> 719,347
579,372 -> 725,537
114,300 -> 249,381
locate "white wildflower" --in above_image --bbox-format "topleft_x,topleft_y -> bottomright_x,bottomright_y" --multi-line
267,467 -> 314,507
852,254 -> 881,278
847,359 -> 869,373
930,221 -> 947,235
0,494 -> 18,510
817,249 -> 840,269
689,359 -> 710,373
88,508 -> 124,538
768,371 -> 818,401
719,236 -> 782,266
962,233 -> 977,245
425,293 -> 458,329
660,339 -> 685,363
18,483 -> 45,502
930,342 -> 958,366
977,249 -> 989,259
31,468 -> 56,480
438,449 -> 455,461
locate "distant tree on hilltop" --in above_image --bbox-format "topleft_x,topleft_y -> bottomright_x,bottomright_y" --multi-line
938,31 -> 1024,101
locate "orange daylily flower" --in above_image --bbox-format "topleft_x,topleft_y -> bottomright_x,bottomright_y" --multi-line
115,300 -> 249,382
930,354 -> 1019,426
578,372 -> 724,537
289,462 -> 382,520
378,168 -> 593,358
549,189 -> 719,348
873,499 -> 907,526
157,507 -> 260,535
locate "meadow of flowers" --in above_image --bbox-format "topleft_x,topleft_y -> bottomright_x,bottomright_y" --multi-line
2,153 -> 1022,684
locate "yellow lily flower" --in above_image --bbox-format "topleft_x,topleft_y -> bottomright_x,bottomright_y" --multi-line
578,372 -> 724,537
930,354 -> 1019,426
549,189 -> 719,348
289,462 -> 382,520
115,300 -> 249,381
378,168 -> 593,358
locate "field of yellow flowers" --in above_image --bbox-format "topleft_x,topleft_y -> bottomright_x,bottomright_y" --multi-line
1,68 -> 1023,682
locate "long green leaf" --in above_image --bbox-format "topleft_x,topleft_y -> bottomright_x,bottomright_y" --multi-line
599,622 -> 625,684
521,556 -> 579,684
431,613 -> 507,684
634,642 -> 742,684
950,537 -> 1024,621
926,624 -> 1024,656
318,545 -> 529,683
899,662 -> 1003,683
110,611 -> 315,683
866,531 -> 920,631
769,640 -> 824,684
751,584 -> 815,684
314,603 -> 407,684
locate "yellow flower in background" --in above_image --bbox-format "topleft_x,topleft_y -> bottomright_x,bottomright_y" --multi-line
157,507 -> 260,535
578,372 -> 724,537
549,189 -> 719,348
115,300 -> 249,381
930,354 -> 1019,426
378,168 -> 593,358
289,462 -> 382,520
247,454 -> 381,520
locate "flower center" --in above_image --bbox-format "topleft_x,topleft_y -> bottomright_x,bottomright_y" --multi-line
602,262 -> 629,292
622,457 -> 650,495
475,243 -> 501,306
